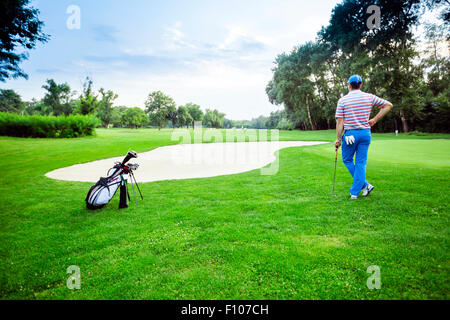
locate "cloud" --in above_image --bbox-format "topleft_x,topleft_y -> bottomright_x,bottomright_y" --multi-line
80,23 -> 271,77
163,21 -> 196,50
35,68 -> 64,74
79,50 -> 206,76
218,26 -> 268,53
162,22 -> 267,57
92,25 -> 119,42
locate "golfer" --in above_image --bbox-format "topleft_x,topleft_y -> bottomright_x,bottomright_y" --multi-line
334,75 -> 393,199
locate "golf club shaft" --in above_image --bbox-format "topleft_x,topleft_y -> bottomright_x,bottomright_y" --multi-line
131,172 -> 144,200
332,149 -> 338,194
130,179 -> 138,208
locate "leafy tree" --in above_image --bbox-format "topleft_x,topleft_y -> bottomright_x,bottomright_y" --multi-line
203,109 -> 225,128
418,21 -> 450,132
110,106 -> 128,128
319,0 -> 422,54
121,107 -> 148,128
268,42 -> 320,130
96,88 -> 118,127
250,115 -> 268,129
185,103 -> 203,128
23,98 -> 49,115
309,42 -> 349,129
70,99 -> 82,115
422,22 -> 448,76
276,117 -> 294,130
166,104 -> 178,128
318,0 -> 425,132
0,89 -> 24,113
42,79 -> 73,116
265,110 -> 285,129
79,77 -> 98,115
176,106 -> 193,128
202,109 -> 214,128
214,110 -> 225,128
223,118 -> 235,129
144,91 -> 176,130
0,0 -> 49,81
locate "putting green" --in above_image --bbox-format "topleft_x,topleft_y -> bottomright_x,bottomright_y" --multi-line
313,139 -> 450,168
369,140 -> 450,168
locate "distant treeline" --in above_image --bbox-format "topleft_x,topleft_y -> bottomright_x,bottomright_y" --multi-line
266,0 -> 449,133
0,79 -> 223,129
0,78 -> 287,130
228,110 -> 293,130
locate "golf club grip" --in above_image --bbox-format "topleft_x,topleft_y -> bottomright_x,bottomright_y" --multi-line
121,151 -> 137,165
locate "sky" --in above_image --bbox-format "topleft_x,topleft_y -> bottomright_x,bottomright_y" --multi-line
1,0 -> 342,120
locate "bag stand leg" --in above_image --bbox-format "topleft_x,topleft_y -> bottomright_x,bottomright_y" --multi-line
119,181 -> 128,209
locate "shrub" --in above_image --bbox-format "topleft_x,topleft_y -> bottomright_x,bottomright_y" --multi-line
0,113 -> 99,138
276,118 -> 294,130
406,131 -> 428,136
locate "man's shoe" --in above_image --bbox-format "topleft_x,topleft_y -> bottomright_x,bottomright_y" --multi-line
362,184 -> 375,197
350,195 -> 358,200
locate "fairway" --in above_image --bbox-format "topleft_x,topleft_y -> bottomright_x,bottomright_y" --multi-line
0,129 -> 449,299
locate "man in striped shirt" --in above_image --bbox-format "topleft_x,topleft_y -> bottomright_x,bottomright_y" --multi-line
334,75 -> 393,199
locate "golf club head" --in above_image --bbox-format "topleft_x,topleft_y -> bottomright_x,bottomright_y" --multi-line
121,150 -> 138,165
127,163 -> 139,171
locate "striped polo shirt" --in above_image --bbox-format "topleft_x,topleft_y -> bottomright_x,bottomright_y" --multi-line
335,90 -> 387,130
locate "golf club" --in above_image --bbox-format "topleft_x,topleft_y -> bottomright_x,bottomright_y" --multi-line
121,150 -> 137,166
331,147 -> 338,197
130,170 -> 144,200
129,175 -> 138,208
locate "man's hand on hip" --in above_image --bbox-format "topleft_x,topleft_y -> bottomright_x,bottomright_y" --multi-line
369,101 -> 393,127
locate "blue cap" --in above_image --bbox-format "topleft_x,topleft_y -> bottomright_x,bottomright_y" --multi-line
348,74 -> 363,85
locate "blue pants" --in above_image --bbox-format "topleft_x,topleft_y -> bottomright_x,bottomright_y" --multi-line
342,129 -> 371,196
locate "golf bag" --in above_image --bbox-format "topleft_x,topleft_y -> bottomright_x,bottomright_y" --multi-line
85,151 -> 143,210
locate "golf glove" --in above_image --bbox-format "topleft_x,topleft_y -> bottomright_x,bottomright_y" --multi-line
345,135 -> 355,145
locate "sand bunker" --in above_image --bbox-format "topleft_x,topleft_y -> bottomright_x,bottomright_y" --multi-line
45,141 -> 328,183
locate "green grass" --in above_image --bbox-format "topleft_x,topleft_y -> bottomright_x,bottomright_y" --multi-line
0,128 -> 449,299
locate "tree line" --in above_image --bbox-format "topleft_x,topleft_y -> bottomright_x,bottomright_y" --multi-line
0,77 -> 241,129
0,76 -> 294,129
266,0 -> 449,133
